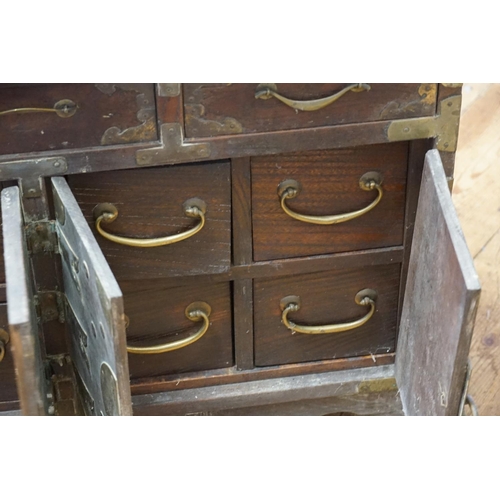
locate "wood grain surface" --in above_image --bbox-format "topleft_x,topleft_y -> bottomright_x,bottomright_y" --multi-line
0,84 -> 157,155
396,150 -> 480,416
454,83 -> 500,415
254,263 -> 401,366
183,84 -> 436,138
122,280 -> 234,379
252,143 -> 409,260
68,161 -> 231,281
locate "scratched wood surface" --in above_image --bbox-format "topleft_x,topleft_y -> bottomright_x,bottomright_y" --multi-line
453,83 -> 500,416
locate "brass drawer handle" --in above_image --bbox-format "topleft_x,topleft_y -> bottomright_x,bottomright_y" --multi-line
278,172 -> 383,225
255,83 -> 370,111
126,302 -> 211,354
0,329 -> 10,363
93,198 -> 206,248
0,99 -> 77,118
280,289 -> 377,334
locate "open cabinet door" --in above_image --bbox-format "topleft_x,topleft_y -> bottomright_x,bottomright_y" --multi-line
2,187 -> 50,415
396,150 -> 481,416
52,177 -> 132,416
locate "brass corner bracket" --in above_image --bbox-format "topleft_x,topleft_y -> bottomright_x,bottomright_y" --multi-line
386,95 -> 461,152
135,123 -> 211,167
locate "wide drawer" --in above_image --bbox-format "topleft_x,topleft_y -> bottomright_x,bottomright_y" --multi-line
0,83 -> 157,156
254,263 -> 401,367
67,161 -> 231,281
183,83 -> 437,138
252,143 -> 408,261
122,281 -> 233,379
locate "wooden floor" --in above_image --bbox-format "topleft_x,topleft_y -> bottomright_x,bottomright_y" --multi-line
454,83 -> 500,416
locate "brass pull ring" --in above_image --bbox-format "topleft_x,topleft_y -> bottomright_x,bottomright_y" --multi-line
278,172 -> 383,225
0,99 -> 77,118
93,198 -> 206,248
255,83 -> 370,111
280,289 -> 377,335
0,329 -> 10,363
126,302 -> 211,354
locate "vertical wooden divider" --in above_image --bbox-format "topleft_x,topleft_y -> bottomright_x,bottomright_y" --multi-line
231,157 -> 254,370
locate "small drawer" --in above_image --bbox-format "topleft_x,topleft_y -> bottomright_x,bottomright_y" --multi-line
254,263 -> 401,367
0,83 -> 157,156
252,143 -> 408,261
68,161 -> 231,281
183,83 -> 437,138
122,281 -> 233,379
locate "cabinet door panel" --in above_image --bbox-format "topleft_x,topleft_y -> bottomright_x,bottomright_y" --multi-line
52,177 -> 132,416
395,150 -> 481,416
2,186 -> 48,415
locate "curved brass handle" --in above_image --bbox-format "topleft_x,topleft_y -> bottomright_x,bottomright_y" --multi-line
0,99 -> 77,118
255,83 -> 370,111
126,302 -> 211,354
93,198 -> 206,248
280,289 -> 377,335
278,172 -> 383,225
0,329 -> 10,363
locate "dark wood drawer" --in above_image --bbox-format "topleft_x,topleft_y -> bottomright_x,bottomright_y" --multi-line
0,84 -> 157,156
252,143 -> 409,261
254,263 -> 401,367
183,84 -> 437,138
122,281 -> 233,379
67,161 -> 231,281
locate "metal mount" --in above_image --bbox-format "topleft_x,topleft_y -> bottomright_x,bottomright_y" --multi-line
386,95 -> 461,152
135,123 -> 211,167
0,157 -> 68,198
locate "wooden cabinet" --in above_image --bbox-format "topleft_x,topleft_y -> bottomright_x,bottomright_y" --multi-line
0,83 -> 479,416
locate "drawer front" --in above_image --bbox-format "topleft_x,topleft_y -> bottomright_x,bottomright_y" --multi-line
252,143 -> 408,261
0,83 -> 157,156
254,263 -> 401,367
68,161 -> 231,281
123,281 -> 233,379
183,83 -> 437,138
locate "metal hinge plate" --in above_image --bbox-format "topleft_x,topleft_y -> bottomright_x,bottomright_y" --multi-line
136,123 -> 211,166
386,95 -> 461,152
25,220 -> 58,254
35,291 -> 66,324
0,157 -> 68,197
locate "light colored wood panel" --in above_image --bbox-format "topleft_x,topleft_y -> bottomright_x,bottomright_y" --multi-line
454,83 -> 500,416
467,229 -> 500,415
460,83 -> 492,113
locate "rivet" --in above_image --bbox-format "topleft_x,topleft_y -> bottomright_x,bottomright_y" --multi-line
403,127 -> 410,133
444,142 -> 449,148
448,101 -> 453,107
28,188 -> 36,194
54,161 -> 60,168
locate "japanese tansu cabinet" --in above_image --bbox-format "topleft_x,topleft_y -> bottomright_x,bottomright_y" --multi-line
0,83 -> 480,416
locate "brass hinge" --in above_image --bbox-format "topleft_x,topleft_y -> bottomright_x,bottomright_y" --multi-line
386,95 -> 461,152
35,291 -> 66,324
